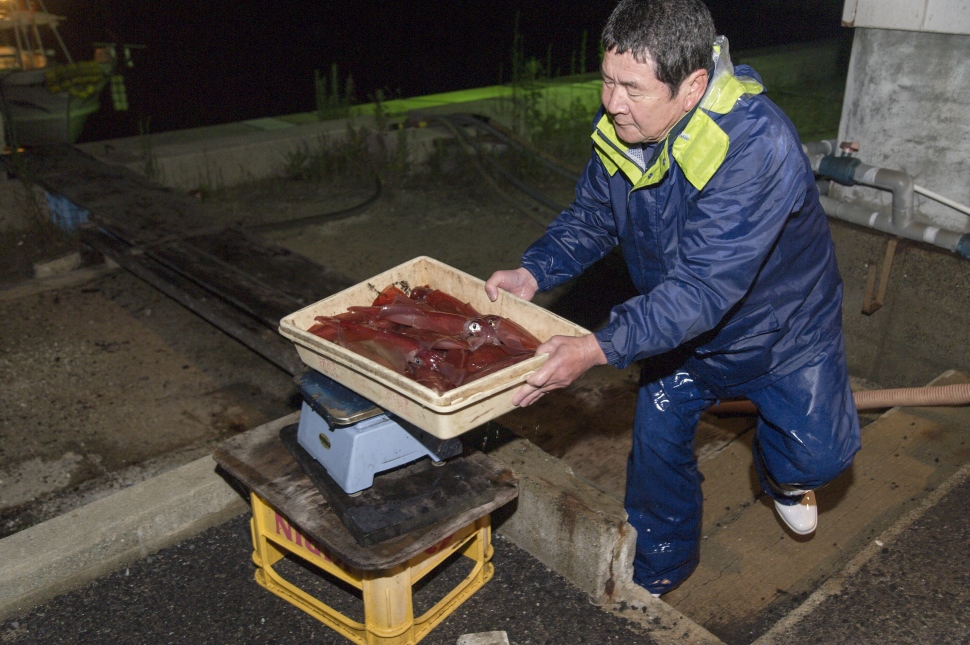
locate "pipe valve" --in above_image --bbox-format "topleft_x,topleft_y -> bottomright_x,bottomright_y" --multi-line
838,141 -> 860,157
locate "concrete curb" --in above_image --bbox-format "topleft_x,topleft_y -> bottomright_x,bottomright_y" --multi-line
486,438 -> 633,603
0,456 -> 247,622
486,438 -> 725,645
0,414 -> 718,643
0,413 -> 296,622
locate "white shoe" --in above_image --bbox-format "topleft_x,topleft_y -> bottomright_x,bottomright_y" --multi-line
774,490 -> 817,535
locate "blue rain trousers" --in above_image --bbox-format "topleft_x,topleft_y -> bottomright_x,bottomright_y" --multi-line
626,335 -> 860,595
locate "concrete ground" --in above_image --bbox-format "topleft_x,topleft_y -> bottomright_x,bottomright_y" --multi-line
3,75 -> 970,643
764,469 -> 970,645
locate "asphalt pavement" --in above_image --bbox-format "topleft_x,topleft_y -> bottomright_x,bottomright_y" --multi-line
0,514 -> 658,645
3,471 -> 969,644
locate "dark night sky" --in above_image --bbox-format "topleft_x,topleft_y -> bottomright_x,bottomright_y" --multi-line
44,1 -> 847,142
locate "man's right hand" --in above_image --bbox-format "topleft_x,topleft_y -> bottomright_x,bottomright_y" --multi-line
485,268 -> 539,302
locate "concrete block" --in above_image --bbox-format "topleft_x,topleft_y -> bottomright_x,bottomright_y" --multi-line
78,116 -> 453,193
456,631 -> 510,645
32,252 -> 81,279
487,437 -> 635,604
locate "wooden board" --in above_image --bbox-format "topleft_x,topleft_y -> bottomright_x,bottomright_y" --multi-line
4,145 -> 354,375
2,145 -> 209,245
148,238 -> 311,328
79,226 -> 307,376
213,418 -> 518,570
185,228 -> 351,310
663,370 -> 970,643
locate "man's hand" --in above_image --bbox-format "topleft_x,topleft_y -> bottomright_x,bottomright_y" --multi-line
485,268 -> 539,302
513,334 -> 608,407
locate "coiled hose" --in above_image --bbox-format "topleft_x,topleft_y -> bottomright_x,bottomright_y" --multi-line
709,383 -> 970,415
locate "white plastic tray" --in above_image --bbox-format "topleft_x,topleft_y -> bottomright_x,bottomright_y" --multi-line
279,256 -> 589,439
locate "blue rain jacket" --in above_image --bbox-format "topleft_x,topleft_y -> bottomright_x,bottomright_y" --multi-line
521,48 -> 845,396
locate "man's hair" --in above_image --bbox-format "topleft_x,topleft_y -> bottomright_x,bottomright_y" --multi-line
602,0 -> 716,97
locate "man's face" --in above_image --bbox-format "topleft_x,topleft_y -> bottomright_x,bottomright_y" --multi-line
601,48 -> 692,145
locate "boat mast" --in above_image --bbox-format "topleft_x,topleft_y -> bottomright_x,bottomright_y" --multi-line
9,6 -> 28,69
35,0 -> 71,64
29,9 -> 46,68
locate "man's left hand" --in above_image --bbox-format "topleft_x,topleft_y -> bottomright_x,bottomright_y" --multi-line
513,334 -> 608,406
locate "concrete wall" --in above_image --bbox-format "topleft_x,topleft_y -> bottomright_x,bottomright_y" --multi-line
832,27 -> 970,235
75,80 -> 602,194
78,117 -> 381,193
830,24 -> 970,387
843,0 -> 970,35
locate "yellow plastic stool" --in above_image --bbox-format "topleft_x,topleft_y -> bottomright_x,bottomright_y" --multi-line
249,492 -> 494,645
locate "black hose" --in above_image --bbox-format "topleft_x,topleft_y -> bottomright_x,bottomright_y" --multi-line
435,114 -> 570,228
451,113 -> 582,182
245,175 -> 382,233
432,114 -> 553,231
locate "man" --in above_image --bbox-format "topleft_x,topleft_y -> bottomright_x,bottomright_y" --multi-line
485,0 -> 861,596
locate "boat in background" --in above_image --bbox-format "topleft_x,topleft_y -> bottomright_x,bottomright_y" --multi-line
0,0 -> 116,146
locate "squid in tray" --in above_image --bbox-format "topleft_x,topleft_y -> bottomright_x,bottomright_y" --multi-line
306,284 -> 542,394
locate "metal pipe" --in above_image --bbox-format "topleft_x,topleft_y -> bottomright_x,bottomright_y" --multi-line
11,13 -> 28,70
803,142 -> 970,259
819,194 -> 970,258
35,0 -> 72,64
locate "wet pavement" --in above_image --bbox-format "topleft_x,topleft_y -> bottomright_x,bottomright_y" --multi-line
777,473 -> 970,645
0,514 -> 658,645
3,473 -> 970,644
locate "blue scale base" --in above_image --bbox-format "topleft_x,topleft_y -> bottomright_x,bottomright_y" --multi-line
293,371 -> 461,495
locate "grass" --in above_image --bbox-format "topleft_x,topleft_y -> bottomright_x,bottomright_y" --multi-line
279,91 -> 414,191
315,63 -> 356,121
228,39 -> 847,223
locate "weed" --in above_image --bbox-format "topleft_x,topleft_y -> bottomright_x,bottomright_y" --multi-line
138,116 -> 161,183
279,123 -> 375,186
281,84 -> 416,190
315,63 -> 356,121
370,89 -> 414,185
500,15 -> 601,145
190,150 -> 227,200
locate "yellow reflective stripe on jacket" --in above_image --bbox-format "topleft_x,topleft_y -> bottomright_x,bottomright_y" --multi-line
592,111 -> 722,191
590,71 -> 763,191
595,147 -> 621,176
672,110 -> 730,190
592,115 -> 644,183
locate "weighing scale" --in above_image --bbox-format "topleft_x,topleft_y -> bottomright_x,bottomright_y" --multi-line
292,370 -> 463,494
280,370 -> 495,546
